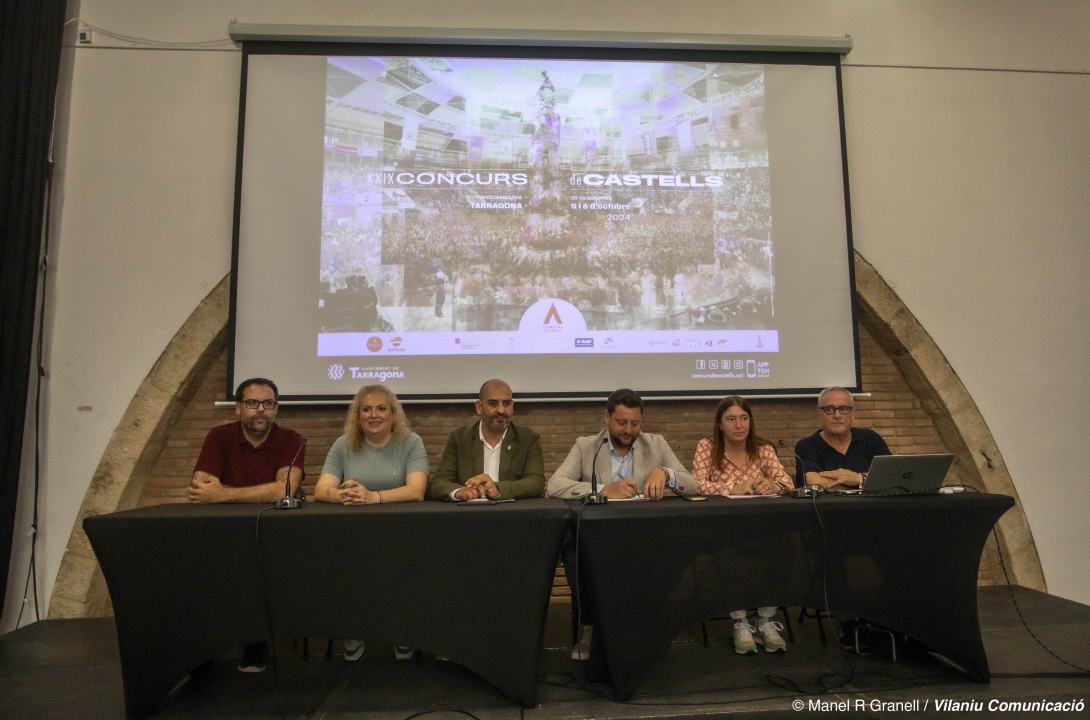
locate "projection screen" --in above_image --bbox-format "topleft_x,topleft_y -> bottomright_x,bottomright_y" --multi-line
230,42 -> 860,401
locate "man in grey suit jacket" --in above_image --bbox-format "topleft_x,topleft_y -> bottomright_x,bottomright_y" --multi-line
547,389 -> 697,500
548,388 -> 697,659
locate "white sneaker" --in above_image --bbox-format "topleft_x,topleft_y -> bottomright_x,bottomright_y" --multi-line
571,624 -> 593,661
733,620 -> 757,655
343,638 -> 365,661
754,619 -> 786,652
394,645 -> 414,660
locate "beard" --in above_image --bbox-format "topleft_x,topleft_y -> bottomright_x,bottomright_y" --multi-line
608,431 -> 635,450
242,414 -> 272,439
483,414 -> 510,434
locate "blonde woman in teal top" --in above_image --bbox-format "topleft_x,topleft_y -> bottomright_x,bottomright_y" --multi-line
316,384 -> 429,662
316,384 -> 429,505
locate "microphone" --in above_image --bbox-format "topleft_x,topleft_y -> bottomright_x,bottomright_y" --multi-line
586,437 -> 609,505
780,439 -> 819,498
275,438 -> 307,509
778,439 -> 805,487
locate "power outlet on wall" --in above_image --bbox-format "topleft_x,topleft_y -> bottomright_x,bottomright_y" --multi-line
77,21 -> 92,44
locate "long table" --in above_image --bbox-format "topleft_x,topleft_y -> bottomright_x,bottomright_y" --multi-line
576,492 -> 1014,699
86,493 -> 1013,715
83,500 -> 572,719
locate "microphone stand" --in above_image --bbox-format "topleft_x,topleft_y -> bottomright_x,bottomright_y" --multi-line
275,438 -> 307,509
586,437 -> 609,505
780,439 -> 820,498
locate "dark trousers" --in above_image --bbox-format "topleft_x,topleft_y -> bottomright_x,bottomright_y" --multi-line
242,641 -> 267,657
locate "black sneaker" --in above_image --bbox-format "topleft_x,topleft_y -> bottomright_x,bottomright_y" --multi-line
837,619 -> 859,649
238,642 -> 267,673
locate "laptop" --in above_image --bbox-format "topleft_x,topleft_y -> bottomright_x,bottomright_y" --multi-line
854,454 -> 955,495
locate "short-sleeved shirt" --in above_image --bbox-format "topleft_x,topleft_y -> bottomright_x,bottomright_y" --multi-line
794,427 -> 891,487
194,422 -> 305,488
691,438 -> 793,496
321,432 -> 430,491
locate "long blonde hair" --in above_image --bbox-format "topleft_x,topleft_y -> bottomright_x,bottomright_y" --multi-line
344,384 -> 411,452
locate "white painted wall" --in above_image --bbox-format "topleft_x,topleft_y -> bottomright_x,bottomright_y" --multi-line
4,0 -> 1089,629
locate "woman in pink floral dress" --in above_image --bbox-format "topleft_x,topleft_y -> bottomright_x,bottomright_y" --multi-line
691,395 -> 793,655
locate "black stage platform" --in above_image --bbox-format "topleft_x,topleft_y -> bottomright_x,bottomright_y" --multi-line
3,586 -> 1088,719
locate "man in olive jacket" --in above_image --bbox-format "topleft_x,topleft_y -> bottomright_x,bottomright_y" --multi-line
428,379 -> 546,501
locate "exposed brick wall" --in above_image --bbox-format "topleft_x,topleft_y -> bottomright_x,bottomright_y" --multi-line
140,326 -> 991,585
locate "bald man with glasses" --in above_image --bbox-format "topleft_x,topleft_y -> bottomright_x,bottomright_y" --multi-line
793,387 -> 890,489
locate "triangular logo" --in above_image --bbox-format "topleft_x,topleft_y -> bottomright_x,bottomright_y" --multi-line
544,303 -> 562,324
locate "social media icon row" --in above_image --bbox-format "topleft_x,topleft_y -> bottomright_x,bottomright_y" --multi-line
695,359 -> 747,370
697,359 -> 759,377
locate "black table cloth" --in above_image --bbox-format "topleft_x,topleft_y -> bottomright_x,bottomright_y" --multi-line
84,499 -> 571,719
575,493 -> 1014,700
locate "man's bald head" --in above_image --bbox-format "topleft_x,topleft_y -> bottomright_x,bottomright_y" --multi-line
478,379 -> 512,402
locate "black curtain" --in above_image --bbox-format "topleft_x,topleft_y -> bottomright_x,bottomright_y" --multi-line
0,0 -> 66,621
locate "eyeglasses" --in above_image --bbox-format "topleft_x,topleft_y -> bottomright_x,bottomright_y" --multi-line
819,405 -> 853,416
241,399 -> 278,410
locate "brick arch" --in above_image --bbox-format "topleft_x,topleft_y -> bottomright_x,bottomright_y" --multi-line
50,255 -> 1045,617
47,275 -> 231,618
852,253 -> 1045,591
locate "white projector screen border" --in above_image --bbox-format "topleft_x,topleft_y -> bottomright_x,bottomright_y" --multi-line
227,41 -> 862,402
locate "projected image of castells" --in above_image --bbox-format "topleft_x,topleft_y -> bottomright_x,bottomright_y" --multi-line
318,56 -> 773,340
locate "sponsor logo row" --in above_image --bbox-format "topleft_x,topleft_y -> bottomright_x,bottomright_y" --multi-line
359,336 -> 408,353
335,332 -> 762,354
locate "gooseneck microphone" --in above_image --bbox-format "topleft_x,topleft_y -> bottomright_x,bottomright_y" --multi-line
780,439 -> 820,498
778,439 -> 806,487
586,437 -> 609,505
275,438 -> 307,509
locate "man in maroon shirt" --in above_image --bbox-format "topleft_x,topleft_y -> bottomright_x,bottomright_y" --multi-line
189,377 -> 305,672
189,378 -> 304,504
